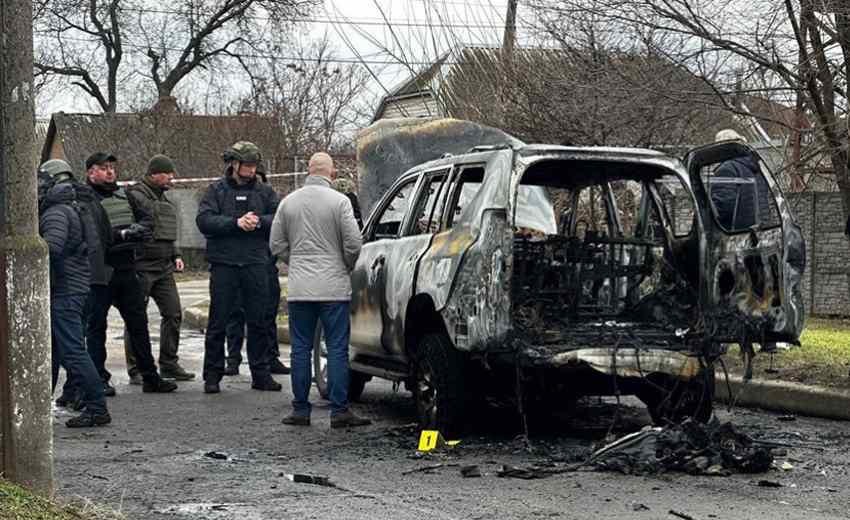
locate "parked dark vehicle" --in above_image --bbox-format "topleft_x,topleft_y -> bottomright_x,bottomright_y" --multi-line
314,120 -> 806,435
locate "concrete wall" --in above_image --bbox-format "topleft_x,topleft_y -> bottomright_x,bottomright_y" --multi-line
788,192 -> 850,316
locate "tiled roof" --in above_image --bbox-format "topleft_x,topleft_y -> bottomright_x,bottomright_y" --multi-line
42,111 -> 285,181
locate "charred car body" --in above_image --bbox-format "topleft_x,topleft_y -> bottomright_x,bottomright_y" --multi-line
314,119 -> 806,434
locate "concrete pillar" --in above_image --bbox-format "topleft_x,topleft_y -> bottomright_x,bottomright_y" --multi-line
0,0 -> 54,494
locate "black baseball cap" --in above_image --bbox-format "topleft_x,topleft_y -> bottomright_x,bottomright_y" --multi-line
85,152 -> 117,170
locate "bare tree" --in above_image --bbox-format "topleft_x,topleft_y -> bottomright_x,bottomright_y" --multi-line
34,0 -> 126,112
236,36 -> 374,155
531,1 -> 850,207
33,0 -> 318,112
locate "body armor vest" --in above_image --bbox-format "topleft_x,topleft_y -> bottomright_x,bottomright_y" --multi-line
101,188 -> 134,228
134,181 -> 178,241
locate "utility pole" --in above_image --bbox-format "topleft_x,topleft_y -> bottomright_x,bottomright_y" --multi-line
502,0 -> 518,58
0,0 -> 54,494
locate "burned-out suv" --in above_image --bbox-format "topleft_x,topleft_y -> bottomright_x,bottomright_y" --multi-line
314,124 -> 805,434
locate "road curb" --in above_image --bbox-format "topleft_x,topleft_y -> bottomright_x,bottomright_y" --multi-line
715,374 -> 850,421
182,304 -> 291,344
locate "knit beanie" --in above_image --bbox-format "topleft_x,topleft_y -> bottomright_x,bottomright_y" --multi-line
147,154 -> 176,175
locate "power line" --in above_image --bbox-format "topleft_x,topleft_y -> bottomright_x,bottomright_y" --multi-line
85,6 -> 517,30
36,33 -> 480,65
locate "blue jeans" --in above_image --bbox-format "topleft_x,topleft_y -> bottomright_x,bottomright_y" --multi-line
51,294 -> 107,415
288,302 -> 351,417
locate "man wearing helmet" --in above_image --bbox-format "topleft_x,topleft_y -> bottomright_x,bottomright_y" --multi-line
196,141 -> 282,394
37,159 -> 110,427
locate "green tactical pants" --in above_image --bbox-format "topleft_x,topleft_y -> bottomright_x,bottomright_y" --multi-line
124,269 -> 182,374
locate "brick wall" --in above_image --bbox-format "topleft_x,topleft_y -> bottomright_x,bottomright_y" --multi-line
788,192 -> 850,316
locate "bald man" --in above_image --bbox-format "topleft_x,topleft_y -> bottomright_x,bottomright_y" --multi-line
270,152 -> 369,428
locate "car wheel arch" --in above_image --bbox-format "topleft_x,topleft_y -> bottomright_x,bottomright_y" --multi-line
404,293 -> 449,358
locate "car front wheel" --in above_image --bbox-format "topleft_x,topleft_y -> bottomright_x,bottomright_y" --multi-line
413,332 -> 466,437
638,364 -> 716,425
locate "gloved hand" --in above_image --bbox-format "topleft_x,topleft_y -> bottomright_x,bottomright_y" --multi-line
121,223 -> 153,242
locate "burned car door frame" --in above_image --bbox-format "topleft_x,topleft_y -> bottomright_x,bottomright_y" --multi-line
685,142 -> 805,344
350,175 -> 418,355
350,166 -> 454,359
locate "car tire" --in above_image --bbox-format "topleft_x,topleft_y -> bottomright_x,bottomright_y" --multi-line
640,364 -> 715,425
348,371 -> 370,402
312,322 -> 370,402
413,332 -> 466,437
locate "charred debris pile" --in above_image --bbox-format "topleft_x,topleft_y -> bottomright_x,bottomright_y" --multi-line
590,418 -> 775,476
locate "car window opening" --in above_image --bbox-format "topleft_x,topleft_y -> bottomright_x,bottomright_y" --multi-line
511,159 -> 699,347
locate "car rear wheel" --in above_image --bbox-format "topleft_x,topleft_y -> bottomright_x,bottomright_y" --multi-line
312,323 -> 370,401
639,365 -> 715,425
413,332 -> 466,437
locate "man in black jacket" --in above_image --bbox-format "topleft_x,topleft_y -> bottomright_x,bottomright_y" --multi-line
44,158 -> 116,407
85,152 -> 177,394
38,159 -> 110,427
225,164 -> 290,377
196,141 -> 281,394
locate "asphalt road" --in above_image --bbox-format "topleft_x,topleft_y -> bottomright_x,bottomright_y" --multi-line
51,281 -> 850,520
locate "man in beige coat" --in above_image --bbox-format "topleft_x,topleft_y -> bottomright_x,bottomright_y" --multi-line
270,152 -> 369,428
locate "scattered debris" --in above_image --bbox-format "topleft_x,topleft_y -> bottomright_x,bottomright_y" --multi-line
777,415 -> 797,422
496,465 -> 549,480
757,480 -> 783,488
669,510 -> 696,520
590,418 -> 773,476
285,474 -> 335,487
401,463 -> 458,475
203,451 -> 228,460
632,503 -> 651,511
460,465 -> 482,478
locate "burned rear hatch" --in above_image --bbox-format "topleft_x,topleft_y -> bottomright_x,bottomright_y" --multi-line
509,148 -> 712,374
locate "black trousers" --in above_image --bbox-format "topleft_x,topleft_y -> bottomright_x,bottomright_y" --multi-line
204,263 -> 271,383
86,270 -> 159,382
226,263 -> 281,366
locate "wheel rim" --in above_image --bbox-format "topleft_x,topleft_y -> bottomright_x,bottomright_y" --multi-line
416,358 -> 438,426
312,325 -> 329,396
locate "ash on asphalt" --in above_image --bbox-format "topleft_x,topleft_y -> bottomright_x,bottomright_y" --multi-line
51,318 -> 850,519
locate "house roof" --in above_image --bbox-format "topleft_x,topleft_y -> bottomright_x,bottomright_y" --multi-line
42,111 -> 285,181
372,45 -> 807,148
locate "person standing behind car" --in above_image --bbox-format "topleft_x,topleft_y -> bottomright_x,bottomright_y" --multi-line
332,176 -> 363,230
37,160 -> 110,427
123,155 -> 195,382
712,130 -> 777,354
196,141 -> 282,394
85,152 -> 178,394
271,152 -> 370,428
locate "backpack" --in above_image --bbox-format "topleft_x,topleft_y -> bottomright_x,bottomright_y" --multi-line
38,175 -> 101,268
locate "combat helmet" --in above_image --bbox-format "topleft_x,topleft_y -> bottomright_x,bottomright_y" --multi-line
38,159 -> 76,183
223,141 -> 262,164
332,177 -> 357,194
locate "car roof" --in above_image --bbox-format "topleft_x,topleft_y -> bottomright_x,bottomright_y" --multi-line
395,143 -> 681,183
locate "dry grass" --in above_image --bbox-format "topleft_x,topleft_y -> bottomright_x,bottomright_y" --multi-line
721,318 -> 850,389
0,479 -> 125,520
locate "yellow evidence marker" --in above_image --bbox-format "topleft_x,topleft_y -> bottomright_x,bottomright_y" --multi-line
418,430 -> 461,451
